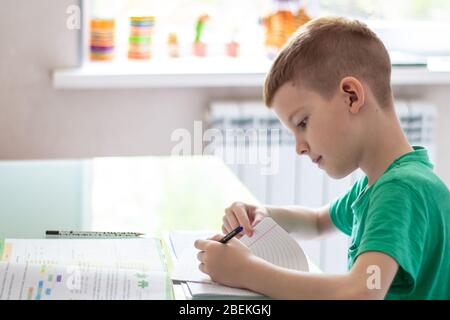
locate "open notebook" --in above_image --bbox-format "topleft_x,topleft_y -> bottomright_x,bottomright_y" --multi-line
0,238 -> 172,300
171,217 -> 309,299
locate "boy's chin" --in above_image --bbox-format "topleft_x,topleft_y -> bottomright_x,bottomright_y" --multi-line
326,166 -> 354,180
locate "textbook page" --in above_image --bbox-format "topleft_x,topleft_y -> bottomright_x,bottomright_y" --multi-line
171,217 -> 309,297
0,238 -> 165,272
0,261 -> 169,300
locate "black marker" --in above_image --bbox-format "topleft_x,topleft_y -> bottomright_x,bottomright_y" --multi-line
219,225 -> 244,243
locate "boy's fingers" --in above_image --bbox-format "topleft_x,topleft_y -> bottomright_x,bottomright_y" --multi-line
194,239 -> 209,250
224,208 -> 239,230
233,204 -> 253,236
222,225 -> 228,234
196,251 -> 204,262
222,220 -> 232,234
198,263 -> 207,274
251,216 -> 264,228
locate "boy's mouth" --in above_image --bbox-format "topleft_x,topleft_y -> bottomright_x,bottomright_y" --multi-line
313,156 -> 323,165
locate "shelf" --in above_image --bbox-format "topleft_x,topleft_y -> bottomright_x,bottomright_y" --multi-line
52,57 -> 450,89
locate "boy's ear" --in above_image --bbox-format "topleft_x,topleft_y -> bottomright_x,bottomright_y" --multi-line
340,77 -> 365,114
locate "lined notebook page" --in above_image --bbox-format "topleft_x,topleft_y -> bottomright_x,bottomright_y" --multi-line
240,217 -> 309,272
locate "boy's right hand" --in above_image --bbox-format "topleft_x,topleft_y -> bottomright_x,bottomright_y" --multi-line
222,202 -> 269,238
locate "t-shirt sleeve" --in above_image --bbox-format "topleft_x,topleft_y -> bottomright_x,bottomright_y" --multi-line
329,179 -> 363,236
356,180 -> 427,293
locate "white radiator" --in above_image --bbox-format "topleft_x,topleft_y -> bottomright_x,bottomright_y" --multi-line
206,100 -> 437,273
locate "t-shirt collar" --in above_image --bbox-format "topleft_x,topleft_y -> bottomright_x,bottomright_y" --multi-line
383,145 -> 433,174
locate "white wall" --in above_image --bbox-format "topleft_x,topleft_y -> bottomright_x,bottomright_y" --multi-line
0,0 -> 449,188
0,0 -> 261,159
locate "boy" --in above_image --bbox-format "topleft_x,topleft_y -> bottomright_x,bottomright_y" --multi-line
194,16 -> 450,299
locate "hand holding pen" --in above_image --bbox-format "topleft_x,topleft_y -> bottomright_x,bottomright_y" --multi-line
194,225 -> 253,286
218,225 -> 243,243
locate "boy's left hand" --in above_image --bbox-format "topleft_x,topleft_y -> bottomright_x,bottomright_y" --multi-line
194,235 -> 254,288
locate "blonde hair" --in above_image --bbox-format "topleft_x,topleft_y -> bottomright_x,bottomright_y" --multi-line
264,16 -> 393,107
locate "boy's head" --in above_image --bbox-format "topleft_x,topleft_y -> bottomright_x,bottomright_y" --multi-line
264,16 -> 396,179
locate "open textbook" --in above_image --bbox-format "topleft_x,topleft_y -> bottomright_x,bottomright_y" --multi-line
171,217 -> 310,299
0,238 -> 172,300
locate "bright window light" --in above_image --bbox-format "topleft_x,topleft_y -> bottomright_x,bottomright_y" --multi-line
83,0 -> 450,64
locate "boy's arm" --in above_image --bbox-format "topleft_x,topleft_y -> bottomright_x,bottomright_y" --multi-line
266,204 -> 339,239
245,250 -> 399,299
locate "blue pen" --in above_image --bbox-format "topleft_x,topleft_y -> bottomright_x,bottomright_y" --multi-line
219,225 -> 243,243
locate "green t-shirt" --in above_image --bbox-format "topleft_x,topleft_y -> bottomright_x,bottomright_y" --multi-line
330,146 -> 450,300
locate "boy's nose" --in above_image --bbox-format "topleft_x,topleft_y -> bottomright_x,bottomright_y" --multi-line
295,140 -> 309,156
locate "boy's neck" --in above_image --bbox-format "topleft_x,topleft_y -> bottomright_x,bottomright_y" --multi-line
358,109 -> 413,187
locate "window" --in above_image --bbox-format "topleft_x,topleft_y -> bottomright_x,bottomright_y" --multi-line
84,0 -> 270,62
83,0 -> 450,64
319,0 -> 450,21
317,0 -> 450,55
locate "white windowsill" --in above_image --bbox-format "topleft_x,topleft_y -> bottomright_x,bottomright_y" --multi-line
52,57 -> 450,89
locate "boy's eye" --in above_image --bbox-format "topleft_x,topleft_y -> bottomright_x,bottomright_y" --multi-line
297,117 -> 308,129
